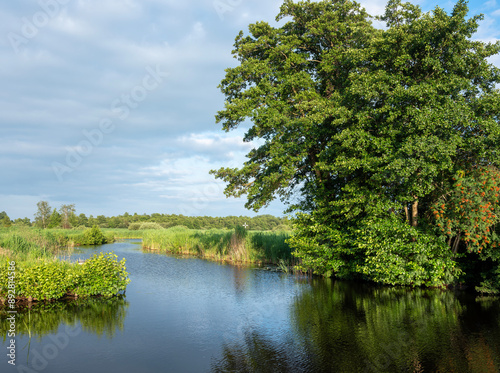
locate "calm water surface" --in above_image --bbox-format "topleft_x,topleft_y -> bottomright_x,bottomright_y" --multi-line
1,240 -> 500,372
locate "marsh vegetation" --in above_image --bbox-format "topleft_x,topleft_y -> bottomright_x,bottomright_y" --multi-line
142,225 -> 292,264
0,227 -> 129,304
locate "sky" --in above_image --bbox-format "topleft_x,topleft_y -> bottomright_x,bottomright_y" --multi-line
1,0 -> 499,220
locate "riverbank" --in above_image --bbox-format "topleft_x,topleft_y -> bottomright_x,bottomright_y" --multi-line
0,227 -> 130,304
141,226 -> 293,265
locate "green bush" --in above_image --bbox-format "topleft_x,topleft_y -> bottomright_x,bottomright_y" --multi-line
82,225 -> 107,245
0,252 -> 130,301
138,222 -> 164,230
128,222 -> 141,230
15,261 -> 70,300
290,210 -> 460,287
356,218 -> 458,287
128,222 -> 165,230
70,252 -> 130,297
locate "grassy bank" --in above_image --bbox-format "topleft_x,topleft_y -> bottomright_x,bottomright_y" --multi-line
0,226 -> 114,252
0,227 -> 130,304
142,226 -> 292,264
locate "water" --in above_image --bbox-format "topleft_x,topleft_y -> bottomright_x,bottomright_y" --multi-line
2,240 -> 500,372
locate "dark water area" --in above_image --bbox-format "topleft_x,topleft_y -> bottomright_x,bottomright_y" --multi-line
1,240 -> 500,372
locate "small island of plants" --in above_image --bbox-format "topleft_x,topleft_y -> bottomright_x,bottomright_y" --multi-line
0,226 -> 130,305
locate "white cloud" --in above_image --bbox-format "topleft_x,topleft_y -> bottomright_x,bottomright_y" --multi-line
1,0 -> 498,219
75,0 -> 143,19
484,0 -> 497,9
177,132 -> 253,159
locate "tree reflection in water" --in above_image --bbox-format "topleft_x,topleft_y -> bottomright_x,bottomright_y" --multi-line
0,296 -> 128,340
213,279 -> 500,373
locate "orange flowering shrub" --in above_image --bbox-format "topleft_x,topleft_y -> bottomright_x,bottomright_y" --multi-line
432,168 -> 500,253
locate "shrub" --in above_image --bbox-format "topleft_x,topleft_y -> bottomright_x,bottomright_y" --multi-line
128,222 -> 141,230
15,261 -> 69,300
83,225 -> 107,245
0,252 -> 130,301
128,222 -> 164,230
70,252 -> 130,297
138,222 -> 164,230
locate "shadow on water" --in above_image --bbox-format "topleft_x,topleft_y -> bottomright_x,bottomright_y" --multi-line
212,279 -> 500,373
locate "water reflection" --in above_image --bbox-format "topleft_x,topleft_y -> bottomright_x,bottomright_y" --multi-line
232,265 -> 251,294
3,240 -> 499,373
214,279 -> 500,373
0,297 -> 129,340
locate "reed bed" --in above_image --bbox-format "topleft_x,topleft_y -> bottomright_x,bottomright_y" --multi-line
142,226 -> 292,264
103,228 -> 147,239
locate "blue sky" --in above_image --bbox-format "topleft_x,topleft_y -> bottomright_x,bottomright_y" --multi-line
1,0 -> 499,220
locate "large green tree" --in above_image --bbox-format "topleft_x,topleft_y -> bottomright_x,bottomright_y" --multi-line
212,0 -> 500,288
1,212 -> 12,227
59,204 -> 76,229
34,201 -> 51,229
48,208 -> 62,229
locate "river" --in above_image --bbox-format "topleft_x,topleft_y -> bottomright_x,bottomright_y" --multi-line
1,240 -> 500,372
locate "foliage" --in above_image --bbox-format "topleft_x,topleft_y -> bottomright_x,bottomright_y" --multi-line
28,201 -> 291,230
1,212 -> 12,228
69,252 -> 130,297
48,208 -> 62,229
59,204 -> 76,229
10,200 -> 291,231
129,222 -> 164,230
212,0 -> 500,288
13,261 -> 70,301
0,252 -> 130,301
127,222 -> 142,230
0,228 -> 128,301
34,201 -> 51,229
432,167 -> 500,254
356,217 -> 458,287
0,227 -> 114,257
476,265 -> 500,294
82,225 -> 108,245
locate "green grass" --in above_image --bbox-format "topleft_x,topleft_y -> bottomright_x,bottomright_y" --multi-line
142,226 -> 292,264
103,228 -> 147,239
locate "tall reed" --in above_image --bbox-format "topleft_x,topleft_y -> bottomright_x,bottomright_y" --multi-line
142,226 -> 292,264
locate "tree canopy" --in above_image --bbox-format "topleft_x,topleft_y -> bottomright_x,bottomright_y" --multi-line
212,0 -> 500,291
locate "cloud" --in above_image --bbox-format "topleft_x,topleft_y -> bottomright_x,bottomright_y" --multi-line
176,132 -> 253,161
1,0 -> 498,220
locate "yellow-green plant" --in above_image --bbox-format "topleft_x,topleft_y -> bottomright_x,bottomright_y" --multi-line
70,252 -> 130,297
0,252 -> 130,302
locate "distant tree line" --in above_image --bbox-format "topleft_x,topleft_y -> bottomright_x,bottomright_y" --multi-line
0,201 -> 290,231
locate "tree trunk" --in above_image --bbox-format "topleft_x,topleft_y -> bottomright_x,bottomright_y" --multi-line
405,205 -> 410,224
411,198 -> 418,227
452,232 -> 461,255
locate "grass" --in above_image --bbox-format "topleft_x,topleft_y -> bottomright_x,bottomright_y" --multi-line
0,226 -> 294,264
142,225 -> 293,264
103,228 -> 147,239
